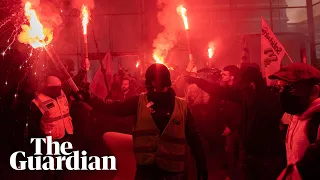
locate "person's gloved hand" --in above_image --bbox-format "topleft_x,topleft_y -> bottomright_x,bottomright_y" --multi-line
79,89 -> 90,102
197,169 -> 208,180
184,75 -> 197,84
71,91 -> 83,101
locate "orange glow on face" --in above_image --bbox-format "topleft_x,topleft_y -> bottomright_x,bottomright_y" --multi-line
177,5 -> 188,30
81,5 -> 89,35
18,1 -> 53,48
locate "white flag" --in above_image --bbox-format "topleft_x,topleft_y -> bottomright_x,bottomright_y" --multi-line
261,17 -> 291,85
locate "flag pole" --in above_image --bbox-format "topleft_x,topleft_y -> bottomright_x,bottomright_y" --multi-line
285,51 -> 294,63
91,26 -> 110,95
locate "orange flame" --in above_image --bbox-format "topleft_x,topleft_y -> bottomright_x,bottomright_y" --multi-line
153,54 -> 165,64
81,5 -> 89,35
208,42 -> 215,59
18,1 -> 53,48
152,54 -> 173,70
177,5 -> 188,30
136,61 -> 140,68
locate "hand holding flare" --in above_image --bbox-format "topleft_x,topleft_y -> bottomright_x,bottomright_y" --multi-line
18,1 -> 83,97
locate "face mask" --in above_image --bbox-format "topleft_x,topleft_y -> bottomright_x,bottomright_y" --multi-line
280,86 -> 310,115
148,91 -> 169,101
43,86 -> 62,98
147,87 -> 175,104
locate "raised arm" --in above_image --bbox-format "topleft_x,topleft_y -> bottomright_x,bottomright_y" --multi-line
90,95 -> 139,118
73,68 -> 88,87
184,76 -> 241,102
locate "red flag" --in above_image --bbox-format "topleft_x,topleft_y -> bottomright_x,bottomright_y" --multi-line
90,51 -> 113,100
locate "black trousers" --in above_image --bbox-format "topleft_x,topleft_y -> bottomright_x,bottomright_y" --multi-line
225,132 -> 239,179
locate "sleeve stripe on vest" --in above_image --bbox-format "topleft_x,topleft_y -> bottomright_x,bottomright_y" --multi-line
132,129 -> 159,137
42,113 -> 70,123
134,146 -> 158,153
157,152 -> 186,161
160,134 -> 186,144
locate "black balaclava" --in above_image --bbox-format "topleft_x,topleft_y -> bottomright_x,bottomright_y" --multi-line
42,86 -> 62,99
145,64 -> 175,104
280,81 -> 315,115
41,76 -> 62,99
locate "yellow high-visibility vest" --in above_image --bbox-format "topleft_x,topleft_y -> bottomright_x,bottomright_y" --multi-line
133,93 -> 188,172
32,91 -> 73,140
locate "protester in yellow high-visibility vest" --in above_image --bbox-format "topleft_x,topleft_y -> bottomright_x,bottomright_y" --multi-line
93,63 -> 208,180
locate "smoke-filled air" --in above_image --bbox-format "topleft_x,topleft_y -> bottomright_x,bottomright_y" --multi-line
152,0 -> 186,64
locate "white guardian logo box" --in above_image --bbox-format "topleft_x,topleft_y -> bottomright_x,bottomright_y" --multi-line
10,136 -> 117,171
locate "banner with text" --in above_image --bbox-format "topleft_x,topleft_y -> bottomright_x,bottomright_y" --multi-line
261,17 -> 286,85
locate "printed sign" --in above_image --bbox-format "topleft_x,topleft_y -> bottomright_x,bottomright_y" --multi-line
261,17 -> 287,85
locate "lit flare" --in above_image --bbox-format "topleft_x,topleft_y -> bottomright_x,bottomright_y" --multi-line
208,42 -> 215,59
18,1 -> 53,48
153,54 -> 164,64
81,5 -> 89,35
177,5 -> 188,30
152,54 -> 172,70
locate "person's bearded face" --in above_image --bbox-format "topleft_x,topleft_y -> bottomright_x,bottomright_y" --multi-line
121,79 -> 130,93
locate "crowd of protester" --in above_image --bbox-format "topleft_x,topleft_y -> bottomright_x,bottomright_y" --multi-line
1,51 -> 320,180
